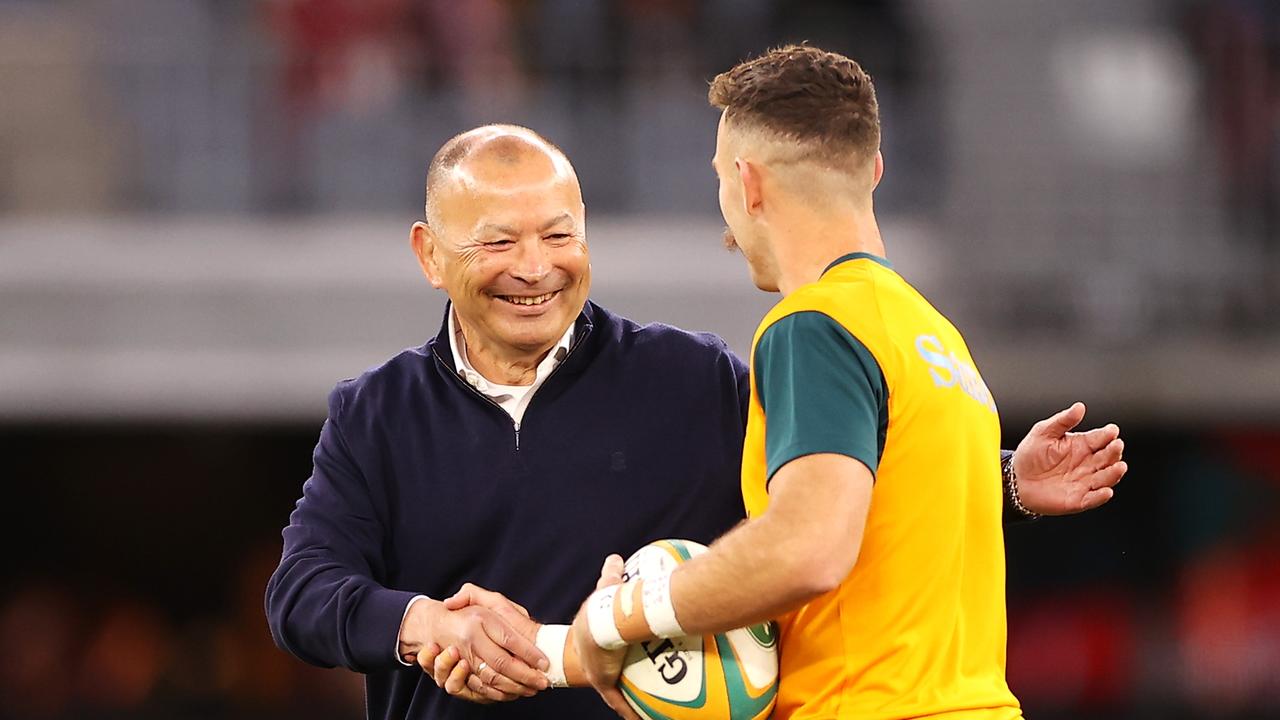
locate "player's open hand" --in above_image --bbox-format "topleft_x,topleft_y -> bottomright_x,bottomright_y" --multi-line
1012,402 -> 1128,515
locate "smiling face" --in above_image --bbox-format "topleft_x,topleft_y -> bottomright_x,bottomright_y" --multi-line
412,132 -> 590,361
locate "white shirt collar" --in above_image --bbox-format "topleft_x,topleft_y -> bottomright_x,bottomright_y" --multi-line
447,307 -> 574,426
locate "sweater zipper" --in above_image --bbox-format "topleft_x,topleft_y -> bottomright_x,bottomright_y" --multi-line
431,328 -> 587,451
432,351 -> 520,448
517,332 -> 586,443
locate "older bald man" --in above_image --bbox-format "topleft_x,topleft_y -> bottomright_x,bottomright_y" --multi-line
266,125 -> 753,720
266,125 -> 1125,720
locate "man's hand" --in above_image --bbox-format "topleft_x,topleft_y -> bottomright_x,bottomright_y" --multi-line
398,595 -> 549,702
442,583 -> 536,633
432,559 -> 629,700
1012,402 -> 1128,515
427,583 -> 543,702
570,555 -> 641,720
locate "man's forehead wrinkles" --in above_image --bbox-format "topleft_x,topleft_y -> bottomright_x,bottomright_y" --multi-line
468,212 -> 577,239
473,222 -> 520,237
539,213 -> 575,232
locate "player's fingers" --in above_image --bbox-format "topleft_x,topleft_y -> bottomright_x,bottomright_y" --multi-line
598,685 -> 643,720
1086,439 -> 1125,474
597,554 -> 626,589
466,672 -> 521,703
414,641 -> 442,677
418,641 -> 442,670
474,665 -> 531,700
1035,402 -> 1086,437
1087,461 -> 1127,491
482,616 -> 550,678
443,656 -> 471,695
433,645 -> 461,688
442,660 -> 499,704
470,634 -> 545,695
1078,486 -> 1115,512
1078,423 -> 1120,452
472,656 -> 534,697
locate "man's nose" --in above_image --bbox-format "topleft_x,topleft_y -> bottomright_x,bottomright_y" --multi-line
509,237 -> 550,283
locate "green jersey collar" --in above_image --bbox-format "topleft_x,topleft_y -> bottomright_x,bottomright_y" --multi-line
823,252 -> 893,276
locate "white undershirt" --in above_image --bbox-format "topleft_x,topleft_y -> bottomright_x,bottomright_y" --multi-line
447,308 -> 574,428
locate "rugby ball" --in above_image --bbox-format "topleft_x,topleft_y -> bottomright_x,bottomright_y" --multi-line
619,539 -> 778,720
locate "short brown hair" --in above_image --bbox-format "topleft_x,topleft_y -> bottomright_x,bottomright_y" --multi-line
709,44 -> 880,169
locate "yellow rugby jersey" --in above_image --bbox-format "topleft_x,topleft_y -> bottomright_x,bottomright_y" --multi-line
742,253 -> 1021,720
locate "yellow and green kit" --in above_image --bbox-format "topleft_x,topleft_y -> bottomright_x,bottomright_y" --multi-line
742,252 -> 1022,719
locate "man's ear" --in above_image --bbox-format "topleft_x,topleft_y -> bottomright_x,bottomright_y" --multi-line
872,150 -> 884,191
736,158 -> 765,218
410,221 -> 446,288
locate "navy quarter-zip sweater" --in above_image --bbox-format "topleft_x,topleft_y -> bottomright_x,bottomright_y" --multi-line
266,301 -> 750,720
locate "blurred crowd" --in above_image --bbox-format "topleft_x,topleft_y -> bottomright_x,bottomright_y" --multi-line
0,0 -> 925,215
0,0 -> 1275,224
1187,0 -> 1280,248
1005,429 -> 1280,715
0,549 -> 364,720
1,0 -> 1277,336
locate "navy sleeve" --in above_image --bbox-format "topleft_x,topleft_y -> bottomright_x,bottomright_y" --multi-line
265,383 -> 418,672
754,311 -> 888,481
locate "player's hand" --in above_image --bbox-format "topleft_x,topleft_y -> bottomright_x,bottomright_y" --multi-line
429,583 -> 544,703
428,644 -> 513,703
1012,402 -> 1128,515
570,555 -> 641,720
415,642 -> 495,703
400,598 -> 549,699
596,553 -> 625,589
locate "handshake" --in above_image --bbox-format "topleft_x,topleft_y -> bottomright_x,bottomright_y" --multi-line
397,555 -> 627,704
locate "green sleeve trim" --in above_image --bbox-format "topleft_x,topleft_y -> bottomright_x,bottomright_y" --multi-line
754,311 -> 888,483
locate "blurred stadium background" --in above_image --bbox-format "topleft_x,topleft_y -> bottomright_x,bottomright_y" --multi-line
2,0 -> 1278,718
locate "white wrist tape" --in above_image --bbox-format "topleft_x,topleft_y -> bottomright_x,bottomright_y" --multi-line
642,571 -> 685,638
586,585 -> 627,650
534,624 -> 570,688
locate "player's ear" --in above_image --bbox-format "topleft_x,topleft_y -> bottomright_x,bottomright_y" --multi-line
872,150 -> 884,191
410,221 -> 446,288
736,158 -> 765,218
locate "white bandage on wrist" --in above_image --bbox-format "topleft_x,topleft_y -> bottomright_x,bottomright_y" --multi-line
642,571 -> 685,638
585,585 -> 627,650
534,624 -> 571,688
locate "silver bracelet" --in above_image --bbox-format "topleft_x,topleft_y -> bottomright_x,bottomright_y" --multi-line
1003,453 -> 1042,520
